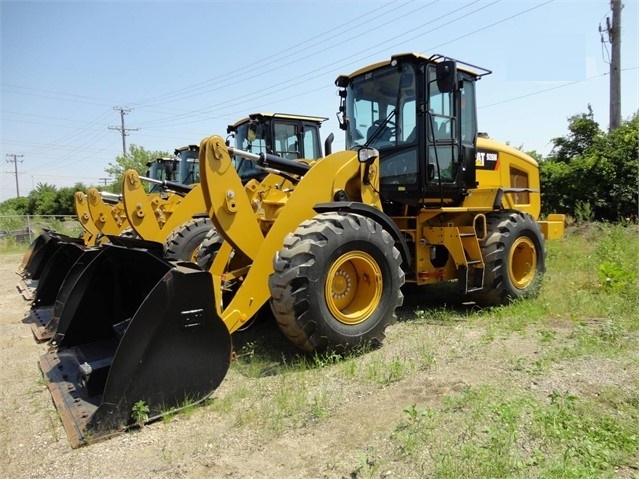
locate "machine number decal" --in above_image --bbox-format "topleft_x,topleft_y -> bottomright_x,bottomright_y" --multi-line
476,150 -> 499,170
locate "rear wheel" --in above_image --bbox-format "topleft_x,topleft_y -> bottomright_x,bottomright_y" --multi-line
164,217 -> 212,262
269,212 -> 404,353
195,227 -> 224,270
472,210 -> 546,306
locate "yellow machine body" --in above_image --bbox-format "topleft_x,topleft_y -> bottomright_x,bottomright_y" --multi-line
86,187 -> 129,236
121,170 -> 207,243
74,192 -> 100,246
35,54 -> 566,449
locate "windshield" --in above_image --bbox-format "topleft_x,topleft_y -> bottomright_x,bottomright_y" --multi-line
177,149 -> 199,185
344,63 -> 417,150
146,159 -> 177,192
234,121 -> 268,181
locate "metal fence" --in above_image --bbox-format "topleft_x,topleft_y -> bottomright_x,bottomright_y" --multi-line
0,215 -> 81,243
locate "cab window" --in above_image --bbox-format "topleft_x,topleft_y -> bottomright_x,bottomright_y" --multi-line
303,126 -> 321,159
274,122 -> 300,159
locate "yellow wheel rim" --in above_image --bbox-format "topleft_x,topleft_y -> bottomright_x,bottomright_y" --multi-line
325,251 -> 382,325
190,246 -> 200,263
508,237 -> 537,290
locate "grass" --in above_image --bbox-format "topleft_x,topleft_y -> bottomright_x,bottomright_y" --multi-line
7,221 -> 636,475
203,223 -> 638,476
386,384 -> 638,479
0,216 -> 83,253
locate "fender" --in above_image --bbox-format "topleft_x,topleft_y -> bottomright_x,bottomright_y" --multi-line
313,202 -> 412,268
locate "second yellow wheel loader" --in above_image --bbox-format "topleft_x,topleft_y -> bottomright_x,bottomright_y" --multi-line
25,114 -> 332,346
122,113 -> 333,266
196,112 -> 333,268
38,53 -> 563,448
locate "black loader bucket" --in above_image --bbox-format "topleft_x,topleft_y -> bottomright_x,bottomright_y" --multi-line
17,231 -> 84,300
38,245 -> 232,448
25,246 -> 101,342
25,237 -> 164,341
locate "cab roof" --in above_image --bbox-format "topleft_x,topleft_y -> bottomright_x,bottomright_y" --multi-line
228,113 -> 328,131
337,53 -> 492,84
174,145 -> 199,154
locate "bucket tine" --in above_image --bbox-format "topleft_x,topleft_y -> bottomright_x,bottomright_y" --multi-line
38,246 -> 231,447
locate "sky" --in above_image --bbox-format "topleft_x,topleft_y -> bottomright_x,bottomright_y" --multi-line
1,0 -> 637,203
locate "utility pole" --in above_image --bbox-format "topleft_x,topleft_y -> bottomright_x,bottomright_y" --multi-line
5,153 -> 24,198
109,106 -> 139,156
602,0 -> 623,131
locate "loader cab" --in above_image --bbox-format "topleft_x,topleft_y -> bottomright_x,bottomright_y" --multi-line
146,157 -> 178,192
174,145 -> 200,185
227,113 -> 328,182
337,53 -> 490,210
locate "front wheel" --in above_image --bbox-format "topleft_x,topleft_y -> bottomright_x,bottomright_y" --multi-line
269,212 -> 404,353
471,210 -> 546,306
163,217 -> 212,262
195,227 -> 224,270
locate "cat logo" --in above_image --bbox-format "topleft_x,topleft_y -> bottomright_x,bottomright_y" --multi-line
476,150 -> 499,170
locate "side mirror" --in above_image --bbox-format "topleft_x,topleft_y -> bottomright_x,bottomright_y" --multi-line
436,61 -> 458,93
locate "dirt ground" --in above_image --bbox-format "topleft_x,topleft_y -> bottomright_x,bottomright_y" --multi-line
0,252 -> 636,479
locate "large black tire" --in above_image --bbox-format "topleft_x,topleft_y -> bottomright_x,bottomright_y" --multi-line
471,210 -> 546,306
163,217 -> 213,262
195,227 -> 224,270
269,212 -> 404,354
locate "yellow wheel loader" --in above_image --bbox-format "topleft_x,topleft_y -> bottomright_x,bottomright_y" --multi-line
37,54 -> 563,448
20,189 -> 132,339
17,188 -> 126,286
196,112 -> 333,268
19,155 -> 181,293
122,114 -> 332,266
26,114 -> 331,347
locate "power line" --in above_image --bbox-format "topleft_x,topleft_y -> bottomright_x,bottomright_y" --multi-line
2,0 -> 564,182
108,106 -> 138,156
133,0 -> 414,108
138,0 -> 552,132
135,0 -> 496,130
479,67 -> 638,109
5,154 -> 24,198
606,0 -> 623,130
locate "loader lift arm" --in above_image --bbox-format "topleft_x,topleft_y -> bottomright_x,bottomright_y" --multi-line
199,135 -> 388,334
120,169 -> 208,244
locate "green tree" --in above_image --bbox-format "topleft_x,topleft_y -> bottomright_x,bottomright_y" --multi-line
56,182 -> 88,215
29,183 -> 58,215
541,112 -> 638,222
548,108 -> 602,163
525,150 -> 544,163
586,114 -> 639,220
104,144 -> 170,192
0,196 -> 30,215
